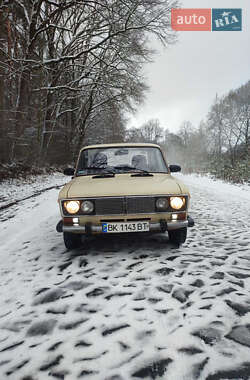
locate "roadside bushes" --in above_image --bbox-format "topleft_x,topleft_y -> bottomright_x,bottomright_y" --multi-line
0,162 -> 58,181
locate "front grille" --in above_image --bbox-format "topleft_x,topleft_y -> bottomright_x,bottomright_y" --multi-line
127,197 -> 155,214
95,197 -> 155,215
95,198 -> 124,215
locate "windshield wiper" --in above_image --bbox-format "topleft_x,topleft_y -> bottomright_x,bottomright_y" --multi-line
113,165 -> 153,176
86,166 -> 116,175
86,166 -> 105,170
92,173 -> 115,179
131,172 -> 153,177
113,165 -> 149,173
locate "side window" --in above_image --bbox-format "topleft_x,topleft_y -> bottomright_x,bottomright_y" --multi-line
147,148 -> 158,171
82,151 -> 88,169
77,150 -> 89,171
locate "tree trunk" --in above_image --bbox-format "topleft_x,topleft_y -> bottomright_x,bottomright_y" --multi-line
0,8 -> 6,162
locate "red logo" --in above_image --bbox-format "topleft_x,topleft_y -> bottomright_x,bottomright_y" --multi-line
171,9 -> 212,31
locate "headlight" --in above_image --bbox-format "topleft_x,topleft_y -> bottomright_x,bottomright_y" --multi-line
156,198 -> 169,210
170,197 -> 185,210
81,200 -> 94,214
64,200 -> 80,214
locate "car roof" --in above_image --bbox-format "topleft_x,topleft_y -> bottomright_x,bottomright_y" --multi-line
80,143 -> 161,152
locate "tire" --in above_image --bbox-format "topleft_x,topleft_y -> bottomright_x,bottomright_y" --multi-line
168,227 -> 187,245
63,232 -> 82,250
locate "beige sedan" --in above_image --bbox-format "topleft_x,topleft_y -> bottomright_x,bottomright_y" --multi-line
57,143 -> 194,249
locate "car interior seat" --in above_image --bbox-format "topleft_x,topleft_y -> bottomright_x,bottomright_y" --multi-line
92,152 -> 108,167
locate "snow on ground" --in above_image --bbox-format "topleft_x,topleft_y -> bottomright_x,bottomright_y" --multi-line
0,174 -> 250,380
178,173 -> 250,201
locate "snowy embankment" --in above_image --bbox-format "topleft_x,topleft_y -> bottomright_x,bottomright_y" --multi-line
0,172 -> 66,210
0,173 -> 250,380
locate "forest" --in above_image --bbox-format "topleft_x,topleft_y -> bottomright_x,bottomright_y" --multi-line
131,80 -> 250,183
0,0 -> 249,183
0,0 -> 177,165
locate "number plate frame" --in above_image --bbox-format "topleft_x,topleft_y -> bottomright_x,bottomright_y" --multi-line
102,221 -> 150,233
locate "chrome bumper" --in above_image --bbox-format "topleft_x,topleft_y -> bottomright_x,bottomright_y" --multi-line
61,220 -> 189,233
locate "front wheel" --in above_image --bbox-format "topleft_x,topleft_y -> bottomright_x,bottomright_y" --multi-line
63,232 -> 82,250
168,227 -> 187,245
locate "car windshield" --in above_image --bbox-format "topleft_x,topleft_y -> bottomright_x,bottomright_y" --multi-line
76,146 -> 168,176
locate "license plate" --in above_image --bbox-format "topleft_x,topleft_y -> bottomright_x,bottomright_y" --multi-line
102,221 -> 150,233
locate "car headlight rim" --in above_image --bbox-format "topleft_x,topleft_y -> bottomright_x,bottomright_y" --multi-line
156,197 -> 169,211
81,200 -> 94,214
64,200 -> 80,214
170,196 -> 185,210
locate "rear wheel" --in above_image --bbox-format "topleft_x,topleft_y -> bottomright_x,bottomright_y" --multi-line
63,232 -> 82,250
168,227 -> 187,245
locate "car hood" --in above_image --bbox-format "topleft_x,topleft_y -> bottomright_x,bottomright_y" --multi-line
59,173 -> 189,199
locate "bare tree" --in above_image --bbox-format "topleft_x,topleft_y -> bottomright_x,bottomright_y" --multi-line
0,0 -> 178,166
140,118 -> 164,143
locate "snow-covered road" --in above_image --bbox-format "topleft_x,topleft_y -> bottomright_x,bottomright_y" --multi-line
0,174 -> 250,380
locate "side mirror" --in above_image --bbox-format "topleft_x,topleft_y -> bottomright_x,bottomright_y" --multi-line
63,167 -> 75,176
169,164 -> 181,173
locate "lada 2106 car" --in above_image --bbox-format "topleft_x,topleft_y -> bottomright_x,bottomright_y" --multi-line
57,143 -> 194,249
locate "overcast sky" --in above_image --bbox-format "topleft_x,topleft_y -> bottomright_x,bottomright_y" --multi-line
128,0 -> 250,133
